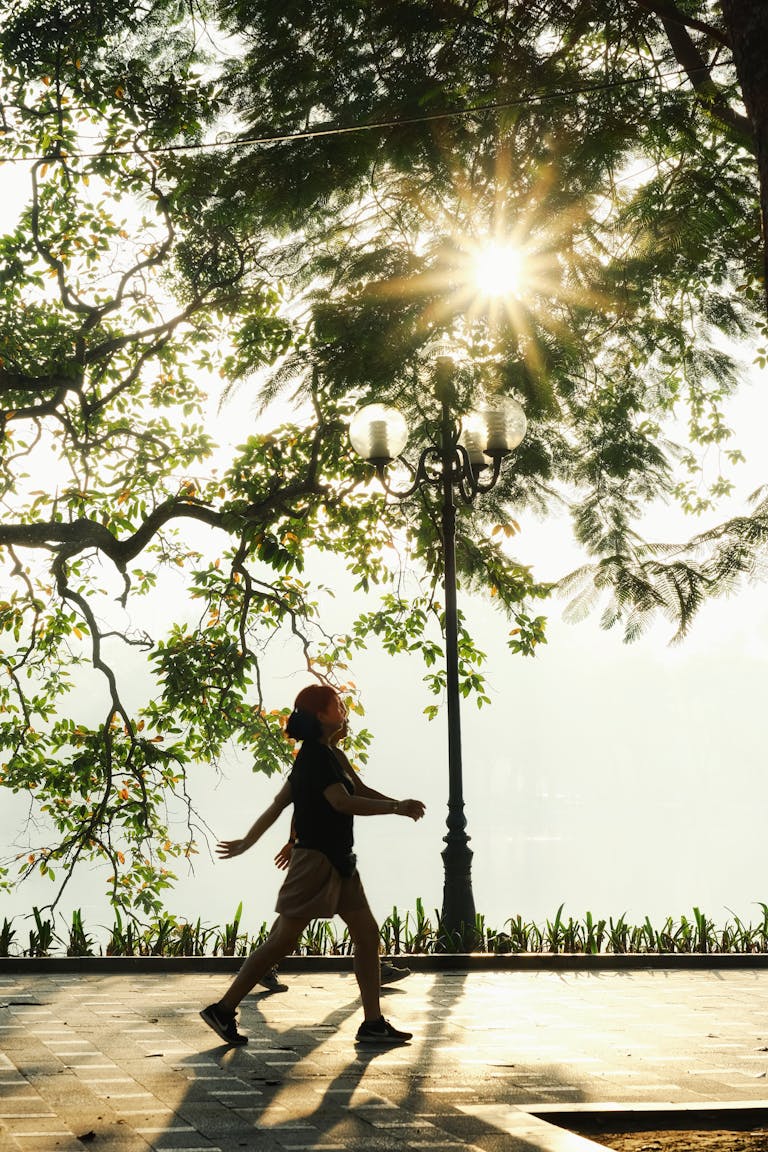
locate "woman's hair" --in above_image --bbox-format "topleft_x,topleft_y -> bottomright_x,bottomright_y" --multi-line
285,684 -> 339,741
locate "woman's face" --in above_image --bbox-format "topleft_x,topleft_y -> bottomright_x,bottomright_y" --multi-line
317,694 -> 347,737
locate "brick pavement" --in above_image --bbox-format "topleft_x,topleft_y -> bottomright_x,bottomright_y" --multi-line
3,969 -> 768,1152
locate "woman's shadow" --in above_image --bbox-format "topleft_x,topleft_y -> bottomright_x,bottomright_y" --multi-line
166,970 -> 466,1148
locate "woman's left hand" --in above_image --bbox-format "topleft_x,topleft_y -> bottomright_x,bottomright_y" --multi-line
274,841 -> 294,871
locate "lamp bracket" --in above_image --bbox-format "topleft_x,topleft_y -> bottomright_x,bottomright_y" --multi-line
374,444 -> 505,504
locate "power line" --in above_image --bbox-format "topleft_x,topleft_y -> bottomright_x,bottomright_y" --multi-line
0,66 -> 697,165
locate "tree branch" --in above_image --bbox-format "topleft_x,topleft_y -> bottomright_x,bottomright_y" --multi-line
0,463 -> 337,571
633,0 -> 731,47
0,369 -> 83,397
0,501 -> 222,567
633,0 -> 754,146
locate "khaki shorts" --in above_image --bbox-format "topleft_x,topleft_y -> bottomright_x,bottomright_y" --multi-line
275,847 -> 370,921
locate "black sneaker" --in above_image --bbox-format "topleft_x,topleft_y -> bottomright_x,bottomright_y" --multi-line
200,1002 -> 248,1046
355,1016 -> 412,1045
259,966 -> 288,993
381,960 -> 410,984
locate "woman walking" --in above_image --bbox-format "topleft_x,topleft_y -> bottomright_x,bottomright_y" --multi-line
200,684 -> 425,1046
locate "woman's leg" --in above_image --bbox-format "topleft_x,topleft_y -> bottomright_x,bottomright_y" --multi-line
340,906 -> 382,1022
218,914 -> 306,1013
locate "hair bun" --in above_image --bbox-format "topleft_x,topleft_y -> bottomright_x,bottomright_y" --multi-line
285,708 -> 322,741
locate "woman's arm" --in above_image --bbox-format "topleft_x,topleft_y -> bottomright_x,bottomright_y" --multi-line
332,746 -> 389,801
324,782 -> 425,821
347,769 -> 391,806
350,775 -> 390,802
216,780 -> 293,859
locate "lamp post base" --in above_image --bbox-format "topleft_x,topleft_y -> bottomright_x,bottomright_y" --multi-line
441,836 -> 477,950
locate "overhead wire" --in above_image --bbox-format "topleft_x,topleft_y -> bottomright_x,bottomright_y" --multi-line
0,64 -> 713,165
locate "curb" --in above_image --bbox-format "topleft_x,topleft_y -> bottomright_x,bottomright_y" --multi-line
529,1102 -> 768,1117
3,952 -> 768,974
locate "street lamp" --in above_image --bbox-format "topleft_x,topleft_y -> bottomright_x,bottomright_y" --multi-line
349,356 -> 526,945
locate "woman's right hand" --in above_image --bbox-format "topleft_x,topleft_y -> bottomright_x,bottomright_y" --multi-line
398,799 -> 426,821
216,838 -> 247,859
274,841 -> 294,871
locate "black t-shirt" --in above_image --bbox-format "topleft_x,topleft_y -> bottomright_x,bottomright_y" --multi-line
288,740 -> 356,875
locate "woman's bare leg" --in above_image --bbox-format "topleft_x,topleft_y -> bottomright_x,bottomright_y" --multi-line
341,906 -> 381,1021
218,915 -> 306,1012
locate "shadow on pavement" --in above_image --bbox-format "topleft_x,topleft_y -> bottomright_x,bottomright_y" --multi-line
162,969 -> 477,1148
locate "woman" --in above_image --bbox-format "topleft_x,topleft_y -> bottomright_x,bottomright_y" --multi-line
200,683 -> 426,1046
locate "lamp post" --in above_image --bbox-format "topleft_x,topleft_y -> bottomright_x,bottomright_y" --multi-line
349,357 -> 526,944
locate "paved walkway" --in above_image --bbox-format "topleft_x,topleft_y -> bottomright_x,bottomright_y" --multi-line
3,968 -> 768,1152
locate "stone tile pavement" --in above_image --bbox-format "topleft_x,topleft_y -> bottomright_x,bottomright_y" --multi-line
3,968 -> 768,1152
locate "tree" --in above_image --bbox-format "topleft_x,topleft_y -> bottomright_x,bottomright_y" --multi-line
0,0 -> 765,911
0,0 -> 546,912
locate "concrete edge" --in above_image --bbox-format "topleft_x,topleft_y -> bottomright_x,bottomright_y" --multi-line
459,1104 -> 607,1151
2,952 -> 768,973
462,1102 -> 768,1152
521,1100 -> 768,1116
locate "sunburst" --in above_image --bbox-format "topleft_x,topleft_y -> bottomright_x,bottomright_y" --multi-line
339,141 -> 608,387
471,241 -> 527,299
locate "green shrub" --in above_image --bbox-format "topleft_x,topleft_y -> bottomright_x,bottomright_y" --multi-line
4,903 -> 768,957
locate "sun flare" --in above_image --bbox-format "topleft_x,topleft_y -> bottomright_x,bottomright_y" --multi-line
473,242 -> 526,298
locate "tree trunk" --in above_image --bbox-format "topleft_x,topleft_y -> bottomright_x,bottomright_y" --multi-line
719,0 -> 768,310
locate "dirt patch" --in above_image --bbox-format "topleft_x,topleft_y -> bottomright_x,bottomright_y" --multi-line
588,1129 -> 768,1151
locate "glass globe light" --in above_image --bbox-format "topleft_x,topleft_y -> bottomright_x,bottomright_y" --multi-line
481,396 -> 527,457
349,403 -> 409,465
458,411 -> 490,469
